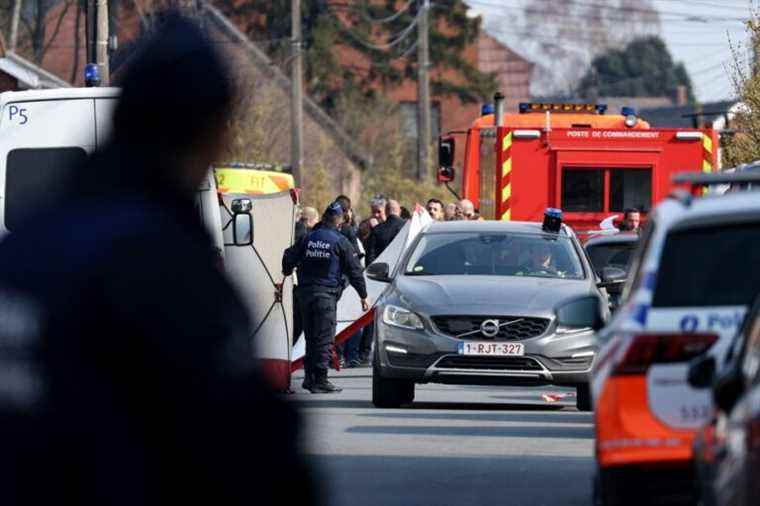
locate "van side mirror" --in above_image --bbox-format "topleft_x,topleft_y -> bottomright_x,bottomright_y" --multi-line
231,198 -> 253,246
439,136 -> 455,168
713,366 -> 744,413
687,355 -> 716,389
366,262 -> 391,283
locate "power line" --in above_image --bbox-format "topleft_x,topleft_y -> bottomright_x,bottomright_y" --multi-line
360,0 -> 416,24
330,2 -> 422,52
465,0 -> 746,22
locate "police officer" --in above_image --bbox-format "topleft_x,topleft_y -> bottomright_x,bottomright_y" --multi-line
282,202 -> 369,393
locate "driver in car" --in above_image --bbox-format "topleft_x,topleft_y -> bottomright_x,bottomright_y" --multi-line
519,242 -> 558,275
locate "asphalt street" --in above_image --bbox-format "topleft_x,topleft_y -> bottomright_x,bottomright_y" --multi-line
290,367 -> 595,506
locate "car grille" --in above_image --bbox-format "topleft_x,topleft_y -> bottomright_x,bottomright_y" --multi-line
431,315 -> 550,340
435,355 -> 543,371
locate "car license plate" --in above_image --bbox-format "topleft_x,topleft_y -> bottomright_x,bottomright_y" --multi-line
457,342 -> 524,356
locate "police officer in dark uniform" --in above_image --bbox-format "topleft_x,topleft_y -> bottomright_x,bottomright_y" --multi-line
282,202 -> 369,393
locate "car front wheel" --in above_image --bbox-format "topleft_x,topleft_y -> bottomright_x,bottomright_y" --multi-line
577,383 -> 592,411
372,359 -> 415,408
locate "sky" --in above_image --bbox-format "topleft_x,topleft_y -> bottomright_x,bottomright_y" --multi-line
464,0 -> 756,103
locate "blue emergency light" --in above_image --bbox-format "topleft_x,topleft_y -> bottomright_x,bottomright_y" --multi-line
84,63 -> 101,87
620,106 -> 636,117
481,103 -> 494,116
542,208 -> 563,233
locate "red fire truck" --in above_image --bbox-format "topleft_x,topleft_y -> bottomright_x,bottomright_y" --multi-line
438,95 -> 718,232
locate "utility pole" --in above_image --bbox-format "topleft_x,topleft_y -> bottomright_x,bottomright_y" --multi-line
416,0 -> 431,183
96,0 -> 110,85
9,0 -> 22,52
290,0 -> 304,186
86,0 -> 96,64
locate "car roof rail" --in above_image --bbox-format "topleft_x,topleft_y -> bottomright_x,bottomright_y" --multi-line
734,160 -> 760,172
666,188 -> 694,207
672,171 -> 760,186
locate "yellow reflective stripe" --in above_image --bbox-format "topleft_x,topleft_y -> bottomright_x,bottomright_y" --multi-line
502,131 -> 512,152
501,209 -> 511,221
702,136 -> 713,174
502,157 -> 512,177
502,183 -> 511,203
703,135 -> 713,154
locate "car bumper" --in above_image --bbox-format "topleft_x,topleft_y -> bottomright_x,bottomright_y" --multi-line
375,317 -> 596,387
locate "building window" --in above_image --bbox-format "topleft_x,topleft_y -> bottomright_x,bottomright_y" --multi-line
399,101 -> 440,142
562,168 -> 604,212
5,147 -> 87,231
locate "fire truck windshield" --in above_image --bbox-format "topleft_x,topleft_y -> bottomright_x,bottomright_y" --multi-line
404,232 -> 585,280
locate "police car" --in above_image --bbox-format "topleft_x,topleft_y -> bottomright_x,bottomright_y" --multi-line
592,172 -> 760,505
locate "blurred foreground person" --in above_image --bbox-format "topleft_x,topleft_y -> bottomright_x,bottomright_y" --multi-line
0,14 -> 315,506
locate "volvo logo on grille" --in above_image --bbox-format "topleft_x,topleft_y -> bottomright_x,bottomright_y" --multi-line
480,319 -> 500,338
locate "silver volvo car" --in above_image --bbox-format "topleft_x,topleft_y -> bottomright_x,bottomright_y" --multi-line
366,220 -> 621,411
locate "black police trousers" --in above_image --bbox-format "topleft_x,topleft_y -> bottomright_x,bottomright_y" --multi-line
297,287 -> 338,375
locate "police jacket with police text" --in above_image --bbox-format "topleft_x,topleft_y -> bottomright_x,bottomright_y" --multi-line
283,225 -> 367,299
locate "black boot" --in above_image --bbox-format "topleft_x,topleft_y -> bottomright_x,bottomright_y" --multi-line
301,370 -> 313,391
309,369 -> 342,394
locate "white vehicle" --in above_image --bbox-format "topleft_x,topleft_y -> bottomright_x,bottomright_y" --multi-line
592,172 -> 760,505
0,88 -> 120,234
0,88 -> 295,390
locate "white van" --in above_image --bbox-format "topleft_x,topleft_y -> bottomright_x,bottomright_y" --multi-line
0,88 -> 120,234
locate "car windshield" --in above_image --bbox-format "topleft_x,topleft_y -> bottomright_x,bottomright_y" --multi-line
586,241 -> 637,273
404,232 -> 584,279
653,222 -> 760,307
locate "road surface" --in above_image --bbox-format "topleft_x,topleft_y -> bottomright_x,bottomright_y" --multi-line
290,367 -> 595,506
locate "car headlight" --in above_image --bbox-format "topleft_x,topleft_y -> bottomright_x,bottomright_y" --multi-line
382,304 -> 424,330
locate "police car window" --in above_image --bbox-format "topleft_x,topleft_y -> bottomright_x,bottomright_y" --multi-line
5,147 -> 87,232
404,232 -> 584,279
652,222 -> 760,307
562,168 -> 603,212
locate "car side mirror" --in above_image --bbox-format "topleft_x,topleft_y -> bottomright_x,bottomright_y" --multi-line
687,355 -> 716,389
713,366 -> 744,413
597,266 -> 627,289
366,262 -> 391,283
556,295 -> 605,331
231,198 -> 253,246
438,136 -> 455,168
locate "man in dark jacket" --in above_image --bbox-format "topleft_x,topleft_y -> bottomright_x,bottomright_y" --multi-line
282,202 -> 369,393
0,14 -> 315,506
367,199 -> 405,264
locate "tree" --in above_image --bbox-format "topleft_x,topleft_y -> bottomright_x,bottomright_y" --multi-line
217,0 -> 496,113
577,35 -> 694,101
722,18 -> 760,167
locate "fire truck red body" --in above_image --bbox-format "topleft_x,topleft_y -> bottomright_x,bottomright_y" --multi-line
441,102 -> 718,232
